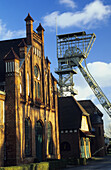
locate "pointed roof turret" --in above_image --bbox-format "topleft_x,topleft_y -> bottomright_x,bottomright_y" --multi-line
46,56 -> 51,64
24,13 -> 34,22
36,23 -> 45,32
18,39 -> 27,47
4,48 -> 19,60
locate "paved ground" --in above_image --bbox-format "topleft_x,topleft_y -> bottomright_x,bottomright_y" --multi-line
63,155 -> 111,170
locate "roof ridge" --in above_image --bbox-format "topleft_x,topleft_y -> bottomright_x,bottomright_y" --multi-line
4,47 -> 19,60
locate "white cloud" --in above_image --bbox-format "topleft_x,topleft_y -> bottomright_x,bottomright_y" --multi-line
59,0 -> 76,9
86,62 -> 111,88
0,19 -> 25,40
75,61 -> 111,100
43,0 -> 111,29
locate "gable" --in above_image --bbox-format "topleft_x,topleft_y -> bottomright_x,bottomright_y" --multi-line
81,115 -> 89,131
0,38 -> 26,82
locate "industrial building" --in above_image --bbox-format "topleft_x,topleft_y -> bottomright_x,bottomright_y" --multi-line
0,13 -> 60,166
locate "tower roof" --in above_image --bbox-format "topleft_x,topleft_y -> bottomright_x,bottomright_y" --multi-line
4,48 -> 20,60
18,39 -> 27,47
36,23 -> 45,32
24,13 -> 34,22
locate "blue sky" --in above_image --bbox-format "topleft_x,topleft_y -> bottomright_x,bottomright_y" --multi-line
0,0 -> 111,132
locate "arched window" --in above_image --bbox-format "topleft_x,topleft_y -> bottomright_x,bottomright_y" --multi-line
25,118 -> 32,156
48,122 -> 53,155
61,142 -> 71,151
34,65 -> 41,101
35,121 -> 43,161
38,82 -> 40,98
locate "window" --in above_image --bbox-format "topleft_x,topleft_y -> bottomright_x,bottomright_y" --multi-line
37,49 -> 38,56
38,82 -> 40,98
80,138 -> 85,158
61,142 -> 71,151
34,65 -> 41,100
35,121 -> 43,160
35,47 -> 37,55
25,118 -> 32,156
48,122 -> 53,155
20,83 -> 22,94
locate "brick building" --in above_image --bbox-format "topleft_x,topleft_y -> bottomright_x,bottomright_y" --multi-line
0,13 -> 60,166
58,96 -> 94,159
79,100 -> 105,156
0,91 -> 5,167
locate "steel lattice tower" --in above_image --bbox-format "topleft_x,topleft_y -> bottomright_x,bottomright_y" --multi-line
55,31 -> 96,97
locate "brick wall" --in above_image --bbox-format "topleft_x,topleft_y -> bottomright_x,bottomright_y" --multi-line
60,131 -> 80,159
0,91 -> 5,167
91,124 -> 105,156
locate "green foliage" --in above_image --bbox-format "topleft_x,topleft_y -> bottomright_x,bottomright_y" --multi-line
37,162 -> 49,170
0,162 -> 49,170
47,159 -> 67,170
80,158 -> 87,165
67,158 -> 80,165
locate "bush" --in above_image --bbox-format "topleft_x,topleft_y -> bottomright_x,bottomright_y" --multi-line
67,158 -> 80,165
47,159 -> 67,170
0,162 -> 49,170
80,158 -> 87,165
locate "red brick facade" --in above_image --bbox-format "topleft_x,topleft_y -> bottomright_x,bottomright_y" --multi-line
0,91 -> 5,167
0,13 -> 60,166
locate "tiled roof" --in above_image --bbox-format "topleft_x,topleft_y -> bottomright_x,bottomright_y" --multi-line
78,100 -> 103,124
0,38 -> 26,82
4,48 -> 19,60
18,39 -> 27,47
58,96 -> 91,130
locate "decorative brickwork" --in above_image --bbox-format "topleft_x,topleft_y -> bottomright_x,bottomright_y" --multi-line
0,13 -> 60,166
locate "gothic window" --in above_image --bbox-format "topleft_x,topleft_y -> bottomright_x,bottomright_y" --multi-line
34,65 -> 41,101
25,118 -> 32,156
48,122 -> 53,155
35,47 -> 37,55
38,82 -> 40,98
37,49 -> 39,56
61,142 -> 71,151
35,121 -> 43,161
